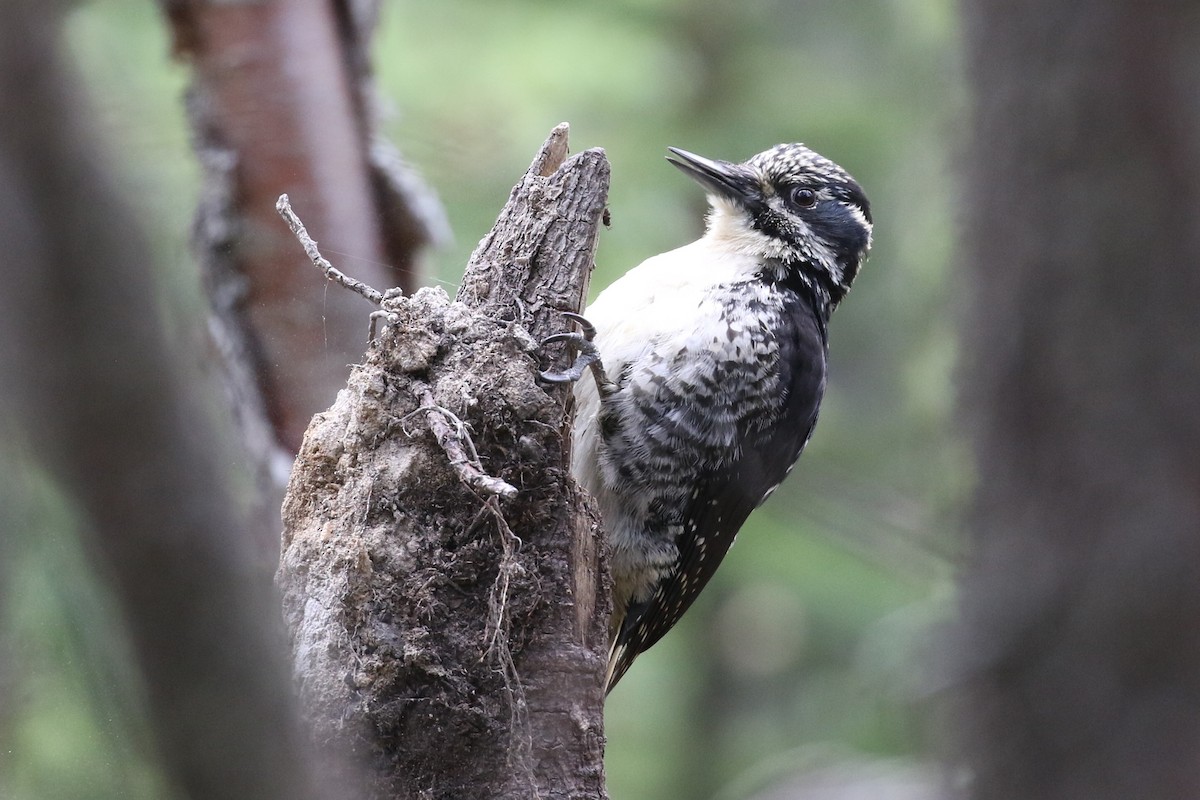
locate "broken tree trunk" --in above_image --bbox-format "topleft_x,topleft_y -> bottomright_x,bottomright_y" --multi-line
278,125 -> 612,800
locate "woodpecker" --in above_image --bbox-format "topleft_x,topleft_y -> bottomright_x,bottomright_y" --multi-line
542,143 -> 872,692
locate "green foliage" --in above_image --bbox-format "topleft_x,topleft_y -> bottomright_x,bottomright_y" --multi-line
4,1 -> 965,798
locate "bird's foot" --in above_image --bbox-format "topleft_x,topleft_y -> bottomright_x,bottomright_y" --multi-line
539,312 -> 600,383
538,312 -> 616,395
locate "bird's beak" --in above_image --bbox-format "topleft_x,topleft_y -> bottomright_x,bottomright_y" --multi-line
666,147 -> 758,206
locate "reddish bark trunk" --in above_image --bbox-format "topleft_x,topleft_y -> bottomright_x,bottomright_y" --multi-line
162,0 -> 443,454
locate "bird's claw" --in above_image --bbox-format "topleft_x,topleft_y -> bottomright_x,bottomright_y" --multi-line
539,345 -> 600,384
542,331 -> 590,349
557,311 -> 596,340
538,312 -> 613,393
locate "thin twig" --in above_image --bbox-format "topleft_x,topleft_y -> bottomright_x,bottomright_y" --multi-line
275,193 -> 385,306
410,382 -> 518,499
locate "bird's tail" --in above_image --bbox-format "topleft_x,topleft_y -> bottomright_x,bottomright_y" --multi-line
605,640 -> 625,695
605,631 -> 639,694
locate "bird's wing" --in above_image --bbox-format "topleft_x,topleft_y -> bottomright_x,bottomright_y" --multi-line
606,302 -> 826,691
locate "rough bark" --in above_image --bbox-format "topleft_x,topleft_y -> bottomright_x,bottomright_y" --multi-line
953,2 -> 1200,799
0,4 -> 325,799
160,0 -> 448,538
278,125 -> 612,799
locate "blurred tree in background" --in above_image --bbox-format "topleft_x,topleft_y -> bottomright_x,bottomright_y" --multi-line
2,1 -> 962,799
954,2 -> 1200,799
0,4 -> 323,799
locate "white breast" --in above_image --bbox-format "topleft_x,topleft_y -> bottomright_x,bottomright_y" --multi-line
569,237 -> 767,499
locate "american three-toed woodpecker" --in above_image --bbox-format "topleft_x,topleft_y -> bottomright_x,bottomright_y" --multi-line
544,143 -> 872,691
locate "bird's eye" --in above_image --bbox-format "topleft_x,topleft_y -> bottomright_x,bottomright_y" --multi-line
787,186 -> 819,209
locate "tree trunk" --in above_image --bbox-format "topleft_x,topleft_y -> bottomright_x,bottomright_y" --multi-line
0,5 -> 325,798
954,2 -> 1200,799
160,0 -> 447,547
278,125 -> 612,799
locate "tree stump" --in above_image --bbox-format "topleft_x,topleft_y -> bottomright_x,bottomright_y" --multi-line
278,125 -> 612,800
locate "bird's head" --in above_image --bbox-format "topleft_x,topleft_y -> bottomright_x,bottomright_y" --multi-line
667,143 -> 872,306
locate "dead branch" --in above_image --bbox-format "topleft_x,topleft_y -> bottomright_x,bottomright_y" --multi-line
276,193 -> 386,306
409,381 -> 518,499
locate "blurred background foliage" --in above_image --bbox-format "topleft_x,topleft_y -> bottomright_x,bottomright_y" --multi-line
3,1 -> 965,798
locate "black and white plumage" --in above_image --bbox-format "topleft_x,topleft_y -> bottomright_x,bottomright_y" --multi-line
545,143 -> 872,692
